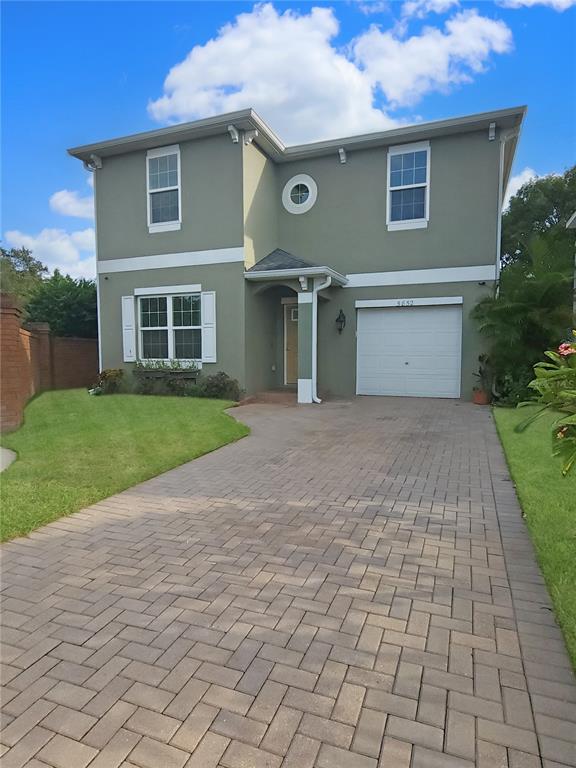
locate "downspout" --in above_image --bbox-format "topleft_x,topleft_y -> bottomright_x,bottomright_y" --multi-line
496,129 -> 519,295
312,275 -> 332,403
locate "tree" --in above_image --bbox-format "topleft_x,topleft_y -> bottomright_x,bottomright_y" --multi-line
471,232 -> 573,404
0,246 -> 48,300
26,270 -> 97,338
502,166 -> 576,266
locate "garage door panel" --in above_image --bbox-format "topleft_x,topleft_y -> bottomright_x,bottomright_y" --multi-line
356,305 -> 462,398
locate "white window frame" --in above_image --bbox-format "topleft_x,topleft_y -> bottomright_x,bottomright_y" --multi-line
282,173 -> 318,215
387,140 -> 430,232
146,145 -> 182,234
138,292 -> 202,366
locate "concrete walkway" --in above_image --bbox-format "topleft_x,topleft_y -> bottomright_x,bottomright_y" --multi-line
1,398 -> 574,767
0,447 -> 16,473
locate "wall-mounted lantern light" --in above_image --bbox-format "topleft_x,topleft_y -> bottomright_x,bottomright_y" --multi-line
336,309 -> 346,334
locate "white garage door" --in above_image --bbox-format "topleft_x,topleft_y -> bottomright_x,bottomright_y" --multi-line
356,304 -> 462,398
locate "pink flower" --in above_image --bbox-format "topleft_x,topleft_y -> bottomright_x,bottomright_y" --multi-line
558,343 -> 576,356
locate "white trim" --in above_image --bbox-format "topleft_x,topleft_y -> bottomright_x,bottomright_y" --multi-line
98,247 -> 244,274
282,174 -> 318,215
387,220 -> 428,232
387,141 -> 430,232
245,265 -> 347,285
298,292 -> 313,304
355,296 -> 463,309
298,378 -> 313,404
146,145 -> 182,234
135,284 -> 202,296
148,221 -> 181,234
345,265 -> 496,288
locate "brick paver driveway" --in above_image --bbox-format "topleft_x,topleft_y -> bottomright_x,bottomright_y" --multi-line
1,397 -> 575,768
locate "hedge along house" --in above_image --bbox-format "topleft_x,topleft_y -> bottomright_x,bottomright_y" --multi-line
69,106 -> 525,403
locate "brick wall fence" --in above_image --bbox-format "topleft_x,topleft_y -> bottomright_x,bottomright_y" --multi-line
0,293 -> 99,431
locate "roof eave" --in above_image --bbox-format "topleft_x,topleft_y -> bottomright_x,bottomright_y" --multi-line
244,266 -> 348,285
67,108 -> 286,161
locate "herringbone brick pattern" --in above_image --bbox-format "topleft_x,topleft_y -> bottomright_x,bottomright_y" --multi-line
1,397 -> 575,767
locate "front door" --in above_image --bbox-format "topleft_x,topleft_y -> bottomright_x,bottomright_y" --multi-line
284,304 -> 298,385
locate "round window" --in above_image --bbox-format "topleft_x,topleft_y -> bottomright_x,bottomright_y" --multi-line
282,174 -> 318,214
290,184 -> 310,205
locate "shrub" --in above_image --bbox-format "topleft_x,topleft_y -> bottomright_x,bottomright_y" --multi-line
516,332 -> 576,475
197,372 -> 241,401
93,368 -> 124,394
471,233 -> 573,404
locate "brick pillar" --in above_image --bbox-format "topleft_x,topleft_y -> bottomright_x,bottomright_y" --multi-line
26,322 -> 52,390
0,294 -> 26,430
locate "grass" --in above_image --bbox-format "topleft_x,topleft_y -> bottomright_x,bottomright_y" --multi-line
494,406 -> 576,669
0,389 -> 249,542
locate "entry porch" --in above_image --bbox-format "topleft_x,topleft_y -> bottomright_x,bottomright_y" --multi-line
244,249 -> 347,403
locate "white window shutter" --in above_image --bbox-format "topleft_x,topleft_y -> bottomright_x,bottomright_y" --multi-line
201,291 -> 217,363
121,296 -> 136,362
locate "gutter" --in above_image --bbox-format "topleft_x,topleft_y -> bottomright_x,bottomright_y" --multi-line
312,276 -> 332,404
244,266 -> 347,285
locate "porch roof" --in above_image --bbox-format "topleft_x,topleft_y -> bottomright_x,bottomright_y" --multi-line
244,249 -> 347,285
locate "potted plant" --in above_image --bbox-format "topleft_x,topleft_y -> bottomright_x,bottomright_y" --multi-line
473,354 -> 492,405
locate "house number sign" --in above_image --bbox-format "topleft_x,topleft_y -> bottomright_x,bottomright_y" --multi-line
396,299 -> 415,306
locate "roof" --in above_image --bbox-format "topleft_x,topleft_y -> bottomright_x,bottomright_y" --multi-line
68,105 -> 526,166
245,249 -> 347,286
246,249 -> 319,273
566,211 -> 576,229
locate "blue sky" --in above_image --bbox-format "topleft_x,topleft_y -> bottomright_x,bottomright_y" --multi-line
2,0 -> 575,277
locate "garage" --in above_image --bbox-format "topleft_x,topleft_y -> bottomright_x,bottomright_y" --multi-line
356,299 -> 463,398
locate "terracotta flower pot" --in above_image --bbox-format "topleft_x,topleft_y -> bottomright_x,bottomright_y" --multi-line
473,389 -> 491,405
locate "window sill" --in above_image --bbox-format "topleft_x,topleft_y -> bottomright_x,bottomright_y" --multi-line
148,221 -> 181,234
387,220 -> 428,232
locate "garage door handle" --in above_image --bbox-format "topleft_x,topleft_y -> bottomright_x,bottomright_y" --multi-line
404,361 -> 409,365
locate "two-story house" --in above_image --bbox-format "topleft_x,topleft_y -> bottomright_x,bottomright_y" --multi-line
69,106 -> 525,403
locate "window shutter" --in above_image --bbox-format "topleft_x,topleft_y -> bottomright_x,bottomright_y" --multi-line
201,291 -> 217,363
121,296 -> 136,362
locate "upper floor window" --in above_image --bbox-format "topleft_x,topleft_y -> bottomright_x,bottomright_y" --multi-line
147,145 -> 181,234
387,141 -> 430,231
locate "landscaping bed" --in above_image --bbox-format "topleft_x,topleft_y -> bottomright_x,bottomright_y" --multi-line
0,389 -> 248,542
494,406 -> 576,669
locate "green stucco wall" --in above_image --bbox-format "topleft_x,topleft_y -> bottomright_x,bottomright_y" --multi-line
98,262 -> 246,386
95,135 -> 244,261
316,281 -> 492,400
275,131 -> 500,275
243,143 -> 278,269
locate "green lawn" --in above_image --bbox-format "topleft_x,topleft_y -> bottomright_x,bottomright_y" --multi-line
0,390 -> 249,542
494,406 -> 576,669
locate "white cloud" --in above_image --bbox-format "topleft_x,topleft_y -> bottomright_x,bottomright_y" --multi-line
49,175 -> 94,219
4,228 -> 96,279
503,167 -> 538,209
49,189 -> 94,220
353,10 -> 513,107
148,4 -> 512,144
355,0 -> 390,15
401,0 -> 460,18
499,0 -> 575,10
149,4 -> 397,144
